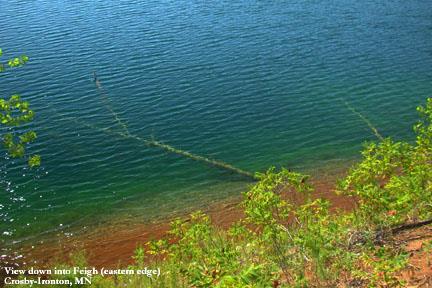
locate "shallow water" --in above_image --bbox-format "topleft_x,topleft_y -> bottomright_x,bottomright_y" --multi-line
0,0 -> 431,248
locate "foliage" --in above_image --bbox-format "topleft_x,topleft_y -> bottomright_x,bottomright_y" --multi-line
0,48 -> 40,167
338,98 -> 432,228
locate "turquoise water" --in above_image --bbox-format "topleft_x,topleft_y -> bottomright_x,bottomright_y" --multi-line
0,0 -> 431,252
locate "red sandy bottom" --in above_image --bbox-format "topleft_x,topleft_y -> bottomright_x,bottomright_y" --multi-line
23,175 -> 354,269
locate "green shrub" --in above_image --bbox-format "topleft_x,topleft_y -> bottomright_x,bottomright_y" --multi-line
339,98 -> 432,228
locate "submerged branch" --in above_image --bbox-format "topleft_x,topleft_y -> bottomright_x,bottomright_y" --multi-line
83,72 -> 259,180
93,71 -> 131,135
66,116 -> 258,180
341,99 -> 384,141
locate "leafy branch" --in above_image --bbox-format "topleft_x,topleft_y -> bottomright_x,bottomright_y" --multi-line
0,48 -> 40,167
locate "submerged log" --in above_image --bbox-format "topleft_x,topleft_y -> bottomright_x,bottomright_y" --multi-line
90,72 -> 258,181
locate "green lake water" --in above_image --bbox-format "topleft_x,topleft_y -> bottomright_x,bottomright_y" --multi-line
0,0 -> 431,258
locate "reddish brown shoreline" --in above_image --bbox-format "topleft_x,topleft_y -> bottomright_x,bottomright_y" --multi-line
22,173 -> 355,269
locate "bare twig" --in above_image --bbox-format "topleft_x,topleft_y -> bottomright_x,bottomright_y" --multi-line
391,218 -> 432,234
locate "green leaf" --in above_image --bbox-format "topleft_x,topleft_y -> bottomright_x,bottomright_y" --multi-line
28,155 -> 41,168
19,131 -> 37,144
21,55 -> 29,63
